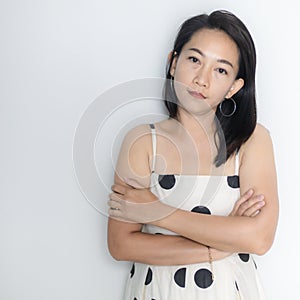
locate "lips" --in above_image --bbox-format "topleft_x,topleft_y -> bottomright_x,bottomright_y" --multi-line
187,90 -> 207,100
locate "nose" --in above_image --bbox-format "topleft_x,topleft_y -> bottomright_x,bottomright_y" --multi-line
194,68 -> 209,88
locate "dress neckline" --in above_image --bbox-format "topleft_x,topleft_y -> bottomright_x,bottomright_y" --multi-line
151,171 -> 239,178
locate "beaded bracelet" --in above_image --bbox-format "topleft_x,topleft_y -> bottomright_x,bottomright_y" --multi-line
207,246 -> 214,281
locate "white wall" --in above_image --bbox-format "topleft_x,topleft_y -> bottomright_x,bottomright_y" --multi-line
1,0 -> 298,299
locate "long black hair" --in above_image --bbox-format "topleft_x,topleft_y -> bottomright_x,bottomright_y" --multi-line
164,10 -> 257,167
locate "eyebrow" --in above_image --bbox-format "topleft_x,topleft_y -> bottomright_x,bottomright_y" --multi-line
188,47 -> 234,68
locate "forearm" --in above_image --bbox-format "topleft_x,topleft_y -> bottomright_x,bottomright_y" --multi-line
110,123 -> 279,257
108,223 -> 229,265
153,209 -> 267,254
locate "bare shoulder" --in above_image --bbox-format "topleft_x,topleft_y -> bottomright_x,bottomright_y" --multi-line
248,123 -> 270,141
118,123 -> 154,161
240,122 -> 274,165
247,123 -> 272,146
122,123 -> 152,142
122,119 -> 172,143
252,122 -> 271,137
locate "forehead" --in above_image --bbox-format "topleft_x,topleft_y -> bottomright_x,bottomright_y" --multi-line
183,28 -> 240,65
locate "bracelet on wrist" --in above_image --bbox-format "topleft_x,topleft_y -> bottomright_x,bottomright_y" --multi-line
207,246 -> 214,281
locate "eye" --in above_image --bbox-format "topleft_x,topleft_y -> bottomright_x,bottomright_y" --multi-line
217,68 -> 228,75
188,56 -> 200,64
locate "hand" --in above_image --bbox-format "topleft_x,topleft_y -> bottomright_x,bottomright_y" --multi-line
230,189 -> 265,217
108,178 -> 175,223
111,178 -> 158,204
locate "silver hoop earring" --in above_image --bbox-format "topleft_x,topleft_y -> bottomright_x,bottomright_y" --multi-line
219,98 -> 236,117
170,76 -> 174,91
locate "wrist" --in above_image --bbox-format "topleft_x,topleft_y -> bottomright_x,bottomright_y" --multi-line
150,203 -> 176,226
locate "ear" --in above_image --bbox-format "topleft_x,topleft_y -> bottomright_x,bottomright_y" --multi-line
226,78 -> 244,98
168,51 -> 178,77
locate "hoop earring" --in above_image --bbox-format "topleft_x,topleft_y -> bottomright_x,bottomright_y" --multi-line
219,97 -> 236,117
170,76 -> 174,91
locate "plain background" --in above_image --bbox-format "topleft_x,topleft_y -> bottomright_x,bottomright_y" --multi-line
1,0 -> 299,299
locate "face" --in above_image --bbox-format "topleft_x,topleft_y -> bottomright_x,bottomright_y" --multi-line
170,29 -> 244,116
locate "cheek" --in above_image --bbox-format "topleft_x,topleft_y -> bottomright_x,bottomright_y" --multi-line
174,64 -> 193,82
212,76 -> 234,92
214,88 -> 232,102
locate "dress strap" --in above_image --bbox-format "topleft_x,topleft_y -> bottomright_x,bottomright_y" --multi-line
234,148 -> 240,176
149,124 -> 156,173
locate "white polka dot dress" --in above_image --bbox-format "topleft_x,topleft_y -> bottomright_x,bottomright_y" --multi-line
123,124 -> 266,300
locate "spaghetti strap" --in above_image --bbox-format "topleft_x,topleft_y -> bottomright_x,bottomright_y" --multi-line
149,124 -> 156,173
234,149 -> 240,176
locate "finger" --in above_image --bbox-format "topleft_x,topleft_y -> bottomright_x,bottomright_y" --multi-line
233,189 -> 254,211
237,189 -> 254,205
111,184 -> 133,195
236,195 -> 264,216
231,189 -> 254,216
109,192 -> 124,202
111,184 -> 130,195
124,177 -> 146,189
250,209 -> 261,217
242,200 -> 265,217
107,200 -> 122,210
109,207 -> 122,217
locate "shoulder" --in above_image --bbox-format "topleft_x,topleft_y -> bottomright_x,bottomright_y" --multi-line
248,122 -> 272,144
121,118 -> 171,146
122,124 -> 151,144
253,122 -> 271,136
240,123 -> 274,164
119,123 -> 153,158
122,123 -> 152,140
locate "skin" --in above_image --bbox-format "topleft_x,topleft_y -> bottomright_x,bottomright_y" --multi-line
171,29 -> 244,118
107,29 -> 279,265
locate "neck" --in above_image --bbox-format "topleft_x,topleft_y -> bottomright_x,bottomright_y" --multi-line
176,108 -> 217,141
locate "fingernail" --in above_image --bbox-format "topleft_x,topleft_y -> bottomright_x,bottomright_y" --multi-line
259,201 -> 265,207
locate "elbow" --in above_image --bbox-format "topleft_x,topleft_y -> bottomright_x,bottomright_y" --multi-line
252,242 -> 271,256
108,231 -> 136,261
108,237 -> 126,261
251,233 -> 274,256
108,246 -> 123,261
244,217 -> 277,255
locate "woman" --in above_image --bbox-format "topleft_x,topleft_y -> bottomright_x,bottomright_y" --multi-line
108,10 -> 279,300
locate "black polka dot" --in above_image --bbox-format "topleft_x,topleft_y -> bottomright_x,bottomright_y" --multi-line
145,267 -> 153,285
130,263 -> 135,278
227,175 -> 240,188
133,298 -> 137,300
158,174 -> 176,189
191,206 -> 211,214
194,268 -> 213,289
174,268 -> 186,288
235,281 -> 239,291
155,232 -> 163,235
238,253 -> 250,262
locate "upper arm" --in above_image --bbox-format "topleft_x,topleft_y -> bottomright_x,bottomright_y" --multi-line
239,123 -> 279,252
114,124 -> 153,187
107,124 -> 153,257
